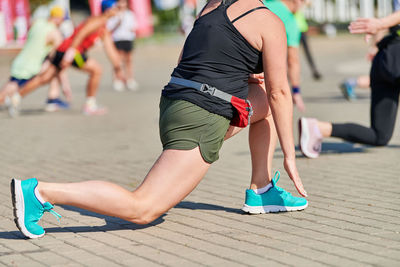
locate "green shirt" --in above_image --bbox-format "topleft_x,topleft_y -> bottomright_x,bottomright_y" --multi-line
11,19 -> 56,79
295,11 -> 308,33
263,0 -> 300,47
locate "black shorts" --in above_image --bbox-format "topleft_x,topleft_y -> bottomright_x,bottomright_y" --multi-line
114,40 -> 134,52
51,50 -> 88,69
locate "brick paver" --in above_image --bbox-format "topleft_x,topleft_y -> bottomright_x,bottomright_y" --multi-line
0,34 -> 399,266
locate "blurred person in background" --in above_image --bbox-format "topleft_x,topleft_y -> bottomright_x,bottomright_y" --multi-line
299,5 -> 400,158
339,0 -> 400,101
263,0 -> 306,112
107,0 -> 138,92
5,0 -> 124,116
340,74 -> 371,101
179,0 -> 197,36
294,1 -> 322,81
0,6 -> 70,117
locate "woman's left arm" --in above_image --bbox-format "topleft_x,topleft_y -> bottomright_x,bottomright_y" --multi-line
261,13 -> 307,197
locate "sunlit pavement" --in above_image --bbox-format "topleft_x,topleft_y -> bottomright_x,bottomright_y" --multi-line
0,34 -> 399,266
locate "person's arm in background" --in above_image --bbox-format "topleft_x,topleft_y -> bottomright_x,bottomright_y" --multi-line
107,15 -> 121,33
102,29 -> 124,81
349,11 -> 400,61
287,45 -> 305,112
61,17 -> 107,68
262,13 -> 307,197
349,10 -> 400,34
70,17 -> 106,49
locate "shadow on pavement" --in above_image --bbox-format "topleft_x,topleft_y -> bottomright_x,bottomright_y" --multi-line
320,141 -> 366,154
19,109 -> 46,116
176,201 -> 244,214
0,205 -> 165,240
303,95 -> 370,103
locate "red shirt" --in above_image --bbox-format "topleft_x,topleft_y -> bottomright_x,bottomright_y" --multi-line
58,21 -> 105,53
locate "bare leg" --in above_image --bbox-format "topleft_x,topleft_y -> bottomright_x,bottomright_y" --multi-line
0,81 -> 19,104
47,78 -> 61,99
81,59 -> 102,98
316,121 -> 332,137
124,51 -> 133,81
225,82 -> 278,189
38,147 -> 210,224
19,65 -> 58,98
357,75 -> 370,89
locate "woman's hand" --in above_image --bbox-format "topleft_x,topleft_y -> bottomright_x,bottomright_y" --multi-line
248,73 -> 264,84
349,17 -> 383,35
284,157 -> 308,197
366,45 -> 379,61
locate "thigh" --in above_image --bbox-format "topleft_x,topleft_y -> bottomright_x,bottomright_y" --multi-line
370,82 -> 400,139
133,147 -> 210,216
80,58 -> 100,73
159,96 -> 229,163
225,81 -> 271,140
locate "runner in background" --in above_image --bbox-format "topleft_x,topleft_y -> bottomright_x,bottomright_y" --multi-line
5,0 -> 124,116
299,8 -> 400,158
295,6 -> 322,80
0,6 -> 69,116
263,0 -> 306,112
107,0 -> 138,92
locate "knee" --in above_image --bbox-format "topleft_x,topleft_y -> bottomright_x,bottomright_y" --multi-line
250,110 -> 273,126
90,65 -> 102,76
375,135 -> 391,146
124,198 -> 164,225
39,74 -> 52,85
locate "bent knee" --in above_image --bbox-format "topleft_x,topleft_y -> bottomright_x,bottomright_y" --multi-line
375,137 -> 390,146
126,209 -> 163,225
124,198 -> 166,225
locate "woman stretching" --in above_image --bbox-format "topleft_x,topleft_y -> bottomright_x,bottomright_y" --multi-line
11,0 -> 307,239
299,9 -> 400,158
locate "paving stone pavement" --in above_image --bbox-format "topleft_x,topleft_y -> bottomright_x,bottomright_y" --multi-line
0,34 -> 399,267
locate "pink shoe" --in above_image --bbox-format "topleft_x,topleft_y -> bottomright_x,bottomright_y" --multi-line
298,117 -> 322,158
82,104 -> 108,116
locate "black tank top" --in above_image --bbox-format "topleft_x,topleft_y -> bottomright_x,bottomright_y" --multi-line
162,0 -> 267,119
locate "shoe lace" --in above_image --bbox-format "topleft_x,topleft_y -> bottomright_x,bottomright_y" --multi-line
44,206 -> 62,223
272,171 -> 292,197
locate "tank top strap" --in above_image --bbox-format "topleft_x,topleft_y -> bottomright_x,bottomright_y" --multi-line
231,6 -> 269,24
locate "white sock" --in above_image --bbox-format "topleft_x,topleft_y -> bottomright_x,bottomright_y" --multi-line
34,187 -> 46,204
85,97 -> 96,107
252,183 -> 272,195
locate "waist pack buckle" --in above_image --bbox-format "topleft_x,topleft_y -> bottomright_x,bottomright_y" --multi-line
200,83 -> 216,96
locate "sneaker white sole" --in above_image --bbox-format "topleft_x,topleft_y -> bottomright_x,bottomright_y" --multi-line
11,179 -> 43,239
242,202 -> 308,214
299,118 -> 318,159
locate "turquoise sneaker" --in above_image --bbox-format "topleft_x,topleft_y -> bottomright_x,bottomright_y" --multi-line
339,81 -> 357,101
11,178 -> 61,239
242,172 -> 308,214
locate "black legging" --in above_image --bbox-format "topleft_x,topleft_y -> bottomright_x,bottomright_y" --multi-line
300,33 -> 319,75
331,37 -> 400,146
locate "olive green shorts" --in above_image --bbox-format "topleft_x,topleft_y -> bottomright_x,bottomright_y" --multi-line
159,96 -> 230,163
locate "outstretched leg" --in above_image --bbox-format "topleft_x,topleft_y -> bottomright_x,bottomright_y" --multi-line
37,147 -> 210,224
0,81 -> 19,104
19,65 -> 59,98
